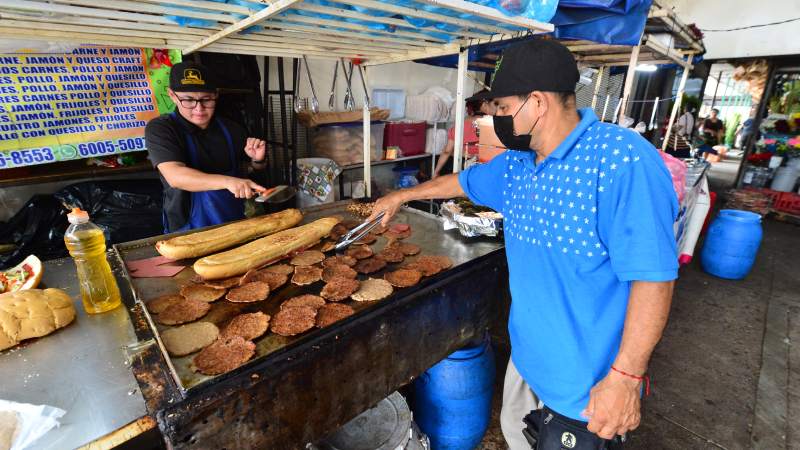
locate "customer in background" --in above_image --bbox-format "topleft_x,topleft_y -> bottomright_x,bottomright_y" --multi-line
433,93 -> 497,178
666,106 -> 695,158
701,108 -> 725,146
735,111 -> 758,149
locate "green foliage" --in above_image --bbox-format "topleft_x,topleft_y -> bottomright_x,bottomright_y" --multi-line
725,113 -> 741,147
682,94 -> 701,113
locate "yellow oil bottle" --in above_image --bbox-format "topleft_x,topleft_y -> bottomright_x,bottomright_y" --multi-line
64,208 -> 122,314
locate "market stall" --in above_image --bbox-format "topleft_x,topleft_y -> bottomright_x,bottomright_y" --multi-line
0,1 -> 551,448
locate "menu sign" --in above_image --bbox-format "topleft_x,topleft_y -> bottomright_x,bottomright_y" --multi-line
0,47 -> 178,170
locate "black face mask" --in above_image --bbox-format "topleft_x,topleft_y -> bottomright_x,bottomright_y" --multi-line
493,96 -> 540,151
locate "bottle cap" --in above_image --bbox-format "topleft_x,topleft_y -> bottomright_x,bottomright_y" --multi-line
67,208 -> 90,224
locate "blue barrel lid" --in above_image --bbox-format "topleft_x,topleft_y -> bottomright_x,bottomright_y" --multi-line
719,209 -> 762,223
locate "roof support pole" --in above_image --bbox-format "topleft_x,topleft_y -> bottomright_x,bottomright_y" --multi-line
591,65 -> 605,111
618,43 -> 640,124
663,52 -> 694,150
452,47 -> 468,173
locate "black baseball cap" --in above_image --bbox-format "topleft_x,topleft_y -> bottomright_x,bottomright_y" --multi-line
474,39 -> 579,100
169,61 -> 216,93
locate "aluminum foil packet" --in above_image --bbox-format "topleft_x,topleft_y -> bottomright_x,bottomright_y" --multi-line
440,201 -> 503,237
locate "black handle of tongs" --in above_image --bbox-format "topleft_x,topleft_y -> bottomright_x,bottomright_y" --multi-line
334,211 -> 385,253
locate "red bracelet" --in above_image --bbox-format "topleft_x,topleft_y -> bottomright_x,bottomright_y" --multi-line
611,366 -> 651,396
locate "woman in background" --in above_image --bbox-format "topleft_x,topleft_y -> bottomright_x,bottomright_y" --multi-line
433,93 -> 497,178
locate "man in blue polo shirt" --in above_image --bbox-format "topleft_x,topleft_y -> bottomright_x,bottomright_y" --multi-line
369,39 -> 678,448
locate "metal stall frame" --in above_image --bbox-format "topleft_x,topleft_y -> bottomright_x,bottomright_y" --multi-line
555,1 -> 704,141
0,0 -> 553,196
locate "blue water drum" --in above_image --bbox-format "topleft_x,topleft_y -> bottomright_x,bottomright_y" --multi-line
701,209 -> 763,279
412,337 -> 495,450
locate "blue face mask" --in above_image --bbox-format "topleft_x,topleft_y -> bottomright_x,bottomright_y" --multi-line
493,96 -> 540,150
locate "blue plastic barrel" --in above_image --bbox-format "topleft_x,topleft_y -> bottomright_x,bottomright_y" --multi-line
412,337 -> 495,450
701,209 -> 763,279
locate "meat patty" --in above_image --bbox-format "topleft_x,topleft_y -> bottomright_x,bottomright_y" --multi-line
156,298 -> 211,325
355,233 -> 377,245
290,250 -> 325,266
418,255 -> 454,270
292,265 -> 323,286
322,263 -> 358,282
378,247 -> 405,263
316,303 -> 355,328
240,269 -> 288,291
322,255 -> 357,268
402,259 -> 441,277
389,241 -> 421,256
202,276 -> 241,289
320,277 -> 360,302
271,306 -> 317,337
355,257 -> 387,274
345,244 -> 373,260
351,278 -> 394,302
281,294 -> 326,310
225,281 -> 270,303
145,293 -> 183,314
220,312 -> 270,341
161,321 -> 219,357
263,264 -> 295,276
180,284 -> 227,303
193,336 -> 255,376
384,268 -> 423,288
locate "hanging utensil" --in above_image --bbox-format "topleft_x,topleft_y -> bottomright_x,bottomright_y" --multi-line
341,58 -> 355,112
302,55 -> 319,113
356,64 -> 370,108
328,60 -> 338,110
293,58 -> 303,114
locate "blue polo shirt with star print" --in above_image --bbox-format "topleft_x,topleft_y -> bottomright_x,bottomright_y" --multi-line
459,108 -> 678,421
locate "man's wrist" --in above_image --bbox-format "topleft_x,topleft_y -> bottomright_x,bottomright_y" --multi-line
251,158 -> 266,165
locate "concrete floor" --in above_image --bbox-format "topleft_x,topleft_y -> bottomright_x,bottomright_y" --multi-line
478,157 -> 800,450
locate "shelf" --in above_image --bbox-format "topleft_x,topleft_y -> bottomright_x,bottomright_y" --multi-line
339,154 -> 432,171
0,159 -> 155,188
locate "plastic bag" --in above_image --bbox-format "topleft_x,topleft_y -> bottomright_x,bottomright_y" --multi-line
659,151 -> 687,203
0,399 -> 66,450
0,180 -> 164,269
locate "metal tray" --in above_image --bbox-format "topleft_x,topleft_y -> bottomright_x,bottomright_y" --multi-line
112,202 -> 502,394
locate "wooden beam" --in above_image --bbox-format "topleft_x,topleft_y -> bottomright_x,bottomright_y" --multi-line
1,0 -> 176,25
280,12 -> 448,43
618,43 -> 640,123
333,0 -> 515,35
591,66 -> 605,110
45,0 -> 235,23
452,48 -> 468,173
663,52 -> 695,147
265,20 -> 430,48
415,0 -> 552,31
183,0 -> 302,54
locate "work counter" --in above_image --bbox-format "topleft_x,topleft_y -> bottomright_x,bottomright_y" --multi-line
0,202 -> 508,449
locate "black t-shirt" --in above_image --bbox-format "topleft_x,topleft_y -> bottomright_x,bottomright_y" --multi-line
145,113 -> 248,231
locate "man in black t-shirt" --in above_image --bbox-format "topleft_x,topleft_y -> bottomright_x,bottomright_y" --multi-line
701,108 -> 725,146
145,61 -> 267,233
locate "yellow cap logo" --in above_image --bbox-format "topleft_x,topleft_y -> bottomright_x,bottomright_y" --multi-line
181,68 -> 204,85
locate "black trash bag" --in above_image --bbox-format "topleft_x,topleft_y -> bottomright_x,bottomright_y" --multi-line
0,179 -> 163,269
54,179 -> 163,245
0,195 -> 69,269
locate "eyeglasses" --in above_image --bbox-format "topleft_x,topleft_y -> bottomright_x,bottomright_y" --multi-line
177,97 -> 217,109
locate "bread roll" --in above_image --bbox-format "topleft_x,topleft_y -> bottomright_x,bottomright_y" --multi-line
0,288 -> 76,351
194,217 -> 340,280
156,209 -> 303,260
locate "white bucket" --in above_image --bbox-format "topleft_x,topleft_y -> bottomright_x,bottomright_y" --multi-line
771,167 -> 799,192
787,158 -> 800,171
769,155 -> 784,169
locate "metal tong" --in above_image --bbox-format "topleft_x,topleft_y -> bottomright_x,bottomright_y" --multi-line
341,58 -> 355,112
333,211 -> 385,253
302,55 -> 320,113
328,60 -> 338,110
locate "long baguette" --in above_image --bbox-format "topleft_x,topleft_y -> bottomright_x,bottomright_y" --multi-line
156,209 -> 303,260
194,217 -> 340,280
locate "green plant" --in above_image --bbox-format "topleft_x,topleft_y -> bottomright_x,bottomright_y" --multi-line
725,113 -> 741,147
682,94 -> 701,113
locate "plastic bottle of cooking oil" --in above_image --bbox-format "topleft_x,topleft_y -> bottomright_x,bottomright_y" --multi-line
64,208 -> 122,314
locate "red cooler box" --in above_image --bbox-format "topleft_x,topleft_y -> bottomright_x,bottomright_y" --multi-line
383,121 -> 427,156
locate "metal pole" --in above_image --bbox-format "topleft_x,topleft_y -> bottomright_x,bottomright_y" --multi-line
663,54 -> 693,149
591,66 -> 605,111
453,48 -> 468,173
618,43 -> 641,123
276,57 -> 290,185
709,70 -> 722,112
601,94 -> 611,122
363,102 -> 371,198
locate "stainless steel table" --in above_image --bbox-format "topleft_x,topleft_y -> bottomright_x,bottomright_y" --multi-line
0,257 -> 148,449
